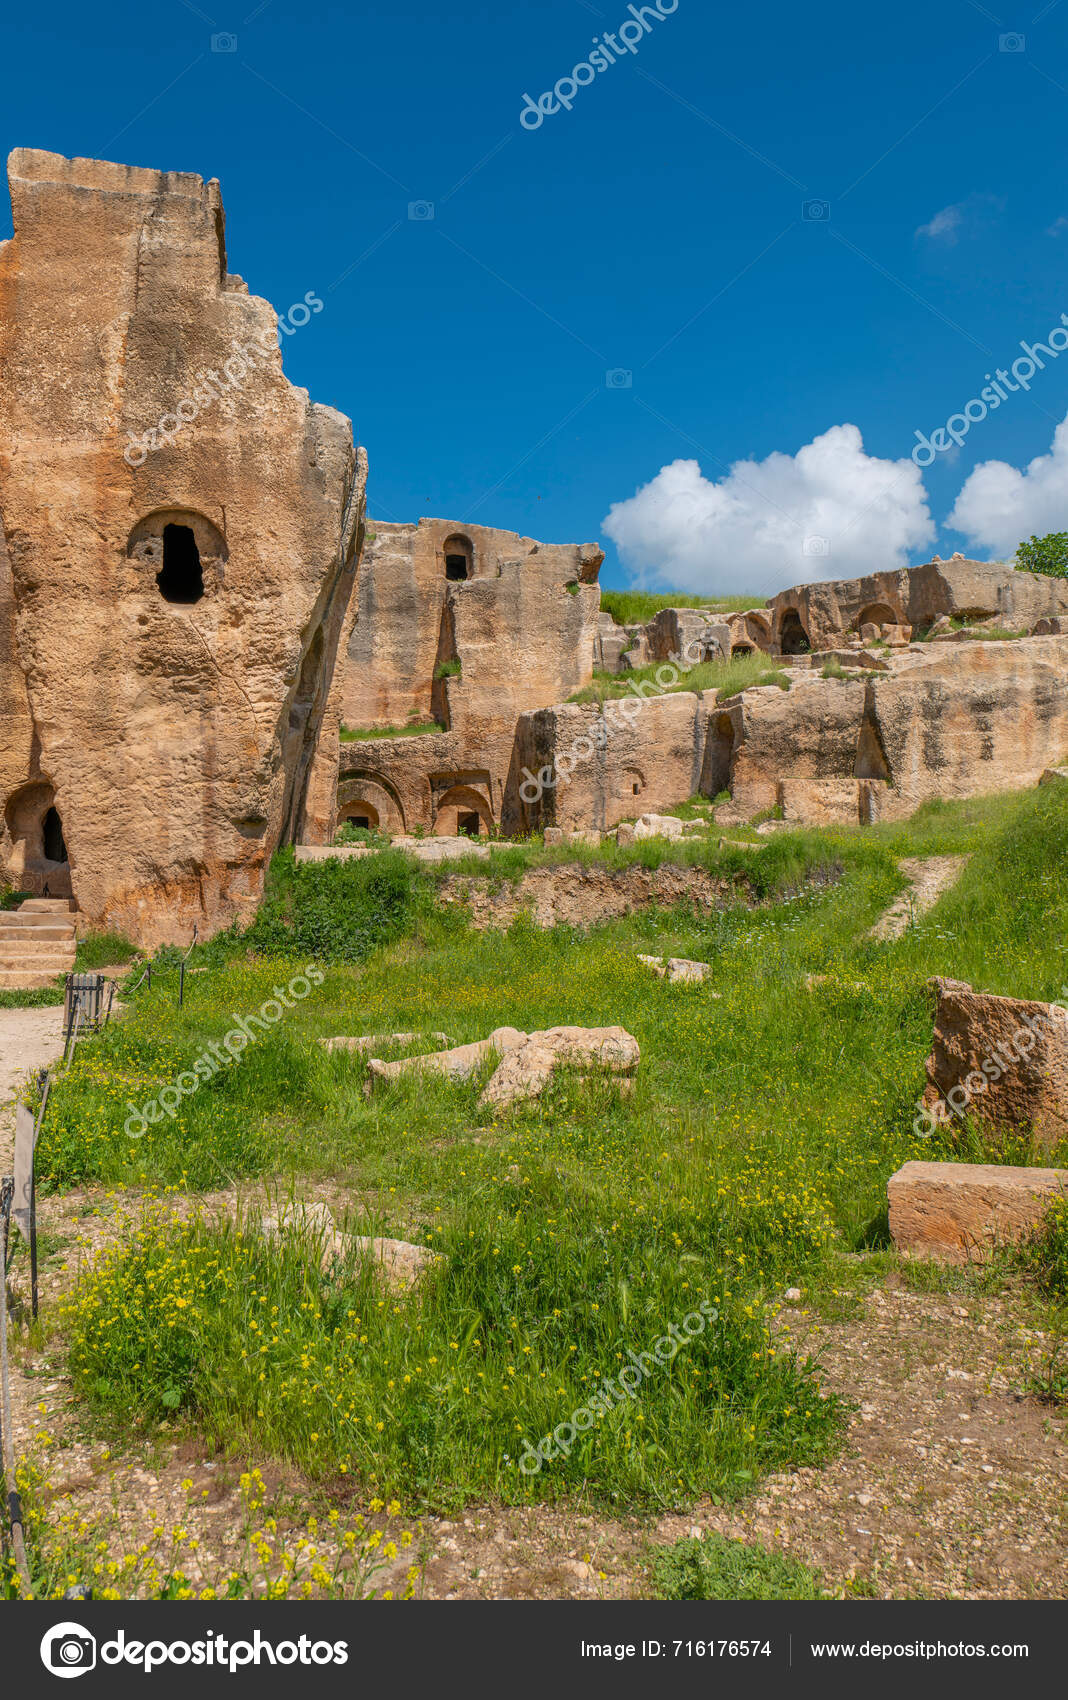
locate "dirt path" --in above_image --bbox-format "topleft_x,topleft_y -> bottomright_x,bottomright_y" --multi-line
871,855 -> 970,942
0,1006 -> 66,1169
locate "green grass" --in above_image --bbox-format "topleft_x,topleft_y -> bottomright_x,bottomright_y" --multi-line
0,985 -> 65,1008
649,1532 -> 825,1599
340,720 -> 444,742
600,590 -> 763,626
433,659 -> 462,681
570,652 -> 789,705
76,931 -> 138,970
38,783 -> 1068,1517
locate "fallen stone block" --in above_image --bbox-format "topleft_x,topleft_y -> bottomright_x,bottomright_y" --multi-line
1039,766 -> 1068,786
638,954 -> 715,985
634,813 -> 685,841
321,1031 -> 449,1054
351,1234 -> 440,1288
681,819 -> 709,835
888,1160 -> 1068,1263
920,977 -> 1068,1149
392,835 -> 491,864
260,1200 -> 440,1287
260,1199 -> 346,1261
479,1024 -> 640,1111
543,827 -> 565,846
367,1026 -> 527,1091
616,823 -> 636,847
718,836 -> 767,851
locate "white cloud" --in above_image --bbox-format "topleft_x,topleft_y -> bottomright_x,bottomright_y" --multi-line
602,424 -> 935,598
917,204 -> 964,243
915,193 -> 1005,245
947,410 -> 1068,556
1047,216 -> 1068,237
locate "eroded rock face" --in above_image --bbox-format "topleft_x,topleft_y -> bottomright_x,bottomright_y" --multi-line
768,558 -> 1068,653
920,978 -> 1068,1150
0,149 -> 364,944
888,1160 -> 1068,1263
510,690 -> 708,834
333,519 -> 602,837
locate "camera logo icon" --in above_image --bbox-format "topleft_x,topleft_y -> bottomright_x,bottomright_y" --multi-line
803,534 -> 829,557
802,199 -> 830,222
408,201 -> 435,221
40,1623 -> 97,1679
211,32 -> 238,52
999,32 -> 1025,52
606,368 -> 633,389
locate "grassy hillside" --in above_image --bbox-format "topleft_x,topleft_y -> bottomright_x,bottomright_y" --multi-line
600,589 -> 764,626
30,784 -> 1068,1526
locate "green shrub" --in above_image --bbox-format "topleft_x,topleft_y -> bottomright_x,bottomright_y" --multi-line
243,848 -> 418,964
75,931 -> 138,969
1016,1198 -> 1068,1298
1016,532 -> 1068,578
433,659 -> 462,681
650,1532 -> 824,1599
333,820 -> 389,848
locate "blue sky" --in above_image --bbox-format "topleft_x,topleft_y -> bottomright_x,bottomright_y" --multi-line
3,0 -> 1068,594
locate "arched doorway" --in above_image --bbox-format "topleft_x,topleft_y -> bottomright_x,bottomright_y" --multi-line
854,602 -> 898,632
42,806 -> 67,863
433,784 -> 492,837
779,610 -> 810,655
339,799 -> 380,831
3,781 -> 72,897
443,534 -> 473,582
157,523 -> 204,603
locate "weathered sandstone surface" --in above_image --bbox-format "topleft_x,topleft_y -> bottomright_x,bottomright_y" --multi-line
888,1160 -> 1068,1263
768,558 -> 1068,654
478,1024 -> 639,1110
920,978 -> 1068,1149
335,519 -> 602,836
0,149 -> 363,944
513,634 -> 1068,834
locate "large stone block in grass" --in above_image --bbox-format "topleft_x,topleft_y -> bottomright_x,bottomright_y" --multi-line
479,1024 -> 640,1111
920,978 -> 1068,1149
367,1026 -> 527,1090
888,1159 -> 1068,1263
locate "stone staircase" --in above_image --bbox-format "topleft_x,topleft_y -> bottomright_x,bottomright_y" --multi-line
0,898 -> 78,989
